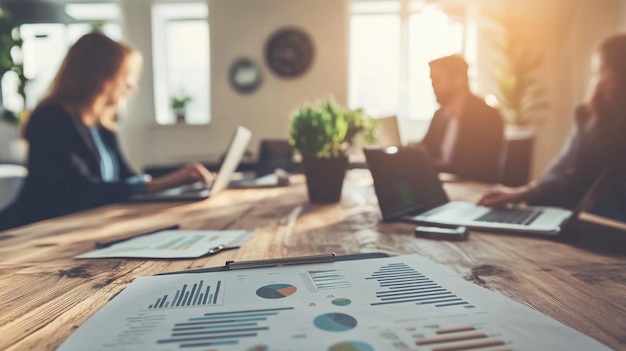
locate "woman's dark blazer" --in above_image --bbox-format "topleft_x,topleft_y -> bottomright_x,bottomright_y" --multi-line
0,104 -> 138,230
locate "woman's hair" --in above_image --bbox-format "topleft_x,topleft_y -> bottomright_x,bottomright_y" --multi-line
587,33 -> 626,118
599,33 -> 626,90
39,31 -> 141,128
583,33 -> 626,168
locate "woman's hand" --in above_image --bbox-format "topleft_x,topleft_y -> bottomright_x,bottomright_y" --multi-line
477,184 -> 536,207
173,162 -> 214,185
146,162 -> 214,193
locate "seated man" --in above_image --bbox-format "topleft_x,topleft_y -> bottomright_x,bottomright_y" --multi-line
421,54 -> 504,182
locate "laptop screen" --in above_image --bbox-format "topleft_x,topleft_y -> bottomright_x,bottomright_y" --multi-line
374,115 -> 402,147
364,145 -> 449,221
211,126 -> 252,195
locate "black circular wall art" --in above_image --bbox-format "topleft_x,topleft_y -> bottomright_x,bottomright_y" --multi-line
229,57 -> 262,94
265,27 -> 314,78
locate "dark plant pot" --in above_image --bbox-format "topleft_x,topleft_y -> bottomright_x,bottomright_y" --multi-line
302,156 -> 348,203
175,109 -> 186,123
499,128 -> 535,186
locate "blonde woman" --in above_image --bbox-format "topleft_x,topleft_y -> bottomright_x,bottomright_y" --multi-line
0,32 -> 212,230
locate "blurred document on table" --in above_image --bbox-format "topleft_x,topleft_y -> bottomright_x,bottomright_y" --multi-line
77,230 -> 254,259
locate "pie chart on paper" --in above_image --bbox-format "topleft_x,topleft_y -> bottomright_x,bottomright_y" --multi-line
313,313 -> 358,332
332,298 -> 351,306
256,283 -> 297,299
247,345 -> 269,351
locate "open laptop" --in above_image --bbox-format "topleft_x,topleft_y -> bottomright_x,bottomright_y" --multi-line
363,145 -> 574,236
129,126 -> 252,201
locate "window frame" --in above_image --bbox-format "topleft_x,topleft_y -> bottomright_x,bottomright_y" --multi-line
151,1 -> 210,126
2,3 -> 122,113
348,0 -> 470,121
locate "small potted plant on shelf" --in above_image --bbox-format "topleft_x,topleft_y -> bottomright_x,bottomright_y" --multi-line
170,93 -> 192,124
289,98 -> 376,203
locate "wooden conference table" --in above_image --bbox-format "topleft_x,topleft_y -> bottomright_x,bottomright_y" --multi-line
0,169 -> 625,350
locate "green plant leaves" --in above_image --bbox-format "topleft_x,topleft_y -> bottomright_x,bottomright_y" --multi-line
484,8 -> 549,125
0,9 -> 20,77
170,95 -> 192,109
0,7 -> 26,127
289,98 -> 376,158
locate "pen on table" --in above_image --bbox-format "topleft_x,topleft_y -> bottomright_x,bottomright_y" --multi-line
94,224 -> 180,248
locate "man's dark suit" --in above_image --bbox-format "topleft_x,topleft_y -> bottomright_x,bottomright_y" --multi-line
422,94 -> 504,182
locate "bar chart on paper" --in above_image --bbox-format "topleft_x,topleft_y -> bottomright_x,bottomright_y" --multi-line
156,307 -> 295,349
377,321 -> 517,351
306,269 -> 352,291
147,279 -> 223,309
367,262 -> 474,309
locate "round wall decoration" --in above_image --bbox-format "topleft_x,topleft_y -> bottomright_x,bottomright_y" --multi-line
229,57 -> 262,94
265,27 -> 314,78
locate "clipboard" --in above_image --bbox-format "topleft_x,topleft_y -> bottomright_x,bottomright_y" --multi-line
157,252 -> 390,275
57,252 -> 613,351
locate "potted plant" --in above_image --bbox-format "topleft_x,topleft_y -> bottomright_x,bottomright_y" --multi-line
290,98 -> 376,203
0,7 -> 28,162
170,93 -> 192,124
484,7 -> 549,186
485,7 -> 549,127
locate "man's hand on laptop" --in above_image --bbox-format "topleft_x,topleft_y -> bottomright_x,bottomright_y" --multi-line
477,184 -> 539,207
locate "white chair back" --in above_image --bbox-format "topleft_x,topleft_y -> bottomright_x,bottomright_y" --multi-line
0,164 -> 27,211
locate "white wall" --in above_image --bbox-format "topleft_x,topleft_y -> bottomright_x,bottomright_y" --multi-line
622,0 -> 626,30
474,0 -> 624,180
120,0 -> 348,169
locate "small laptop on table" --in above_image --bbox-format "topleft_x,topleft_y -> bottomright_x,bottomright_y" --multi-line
228,139 -> 292,189
129,126 -> 252,202
363,145 -> 574,236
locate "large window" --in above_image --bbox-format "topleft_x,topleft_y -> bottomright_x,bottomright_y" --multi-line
349,0 -> 467,120
1,3 -> 120,114
152,3 -> 210,125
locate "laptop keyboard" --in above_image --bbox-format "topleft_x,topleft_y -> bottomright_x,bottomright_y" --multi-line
176,181 -> 211,194
475,208 -> 543,226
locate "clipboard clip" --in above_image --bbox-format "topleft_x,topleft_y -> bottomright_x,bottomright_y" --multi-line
225,252 -> 336,270
208,245 -> 225,255
207,231 -> 254,256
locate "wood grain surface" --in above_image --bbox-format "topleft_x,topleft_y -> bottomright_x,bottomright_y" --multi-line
0,170 -> 624,350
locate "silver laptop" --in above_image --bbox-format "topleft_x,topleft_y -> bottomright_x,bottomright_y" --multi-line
129,126 -> 252,201
364,145 -> 573,236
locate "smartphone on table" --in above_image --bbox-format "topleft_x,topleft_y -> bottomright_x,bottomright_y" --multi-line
414,225 -> 468,241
